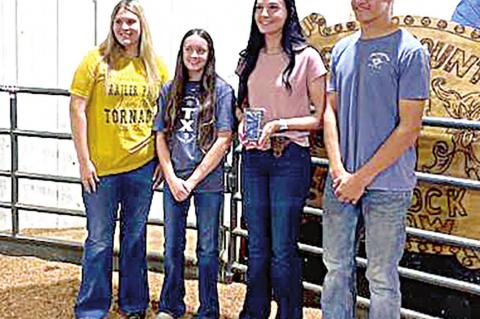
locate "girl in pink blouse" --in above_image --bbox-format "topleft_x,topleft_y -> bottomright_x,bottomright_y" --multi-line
236,0 -> 326,318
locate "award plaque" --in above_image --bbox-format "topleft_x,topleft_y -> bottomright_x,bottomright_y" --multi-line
244,107 -> 264,142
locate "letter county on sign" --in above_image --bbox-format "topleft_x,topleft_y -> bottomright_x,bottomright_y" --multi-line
303,14 -> 480,270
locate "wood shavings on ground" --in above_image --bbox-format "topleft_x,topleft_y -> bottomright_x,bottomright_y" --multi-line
0,228 -> 322,318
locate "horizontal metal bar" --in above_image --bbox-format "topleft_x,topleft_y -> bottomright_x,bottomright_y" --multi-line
352,252 -> 480,295
13,129 -> 71,140
301,280 -> 321,294
423,116 -> 480,131
0,85 -> 69,96
311,157 -> 328,166
0,200 -> 12,209
15,171 -> 79,184
406,226 -> 480,250
416,171 -> 480,190
0,233 -> 83,264
298,242 -> 323,255
0,169 -> 10,178
15,203 -> 85,218
399,263 -> 480,296
303,206 -> 323,217
9,205 -> 195,230
0,128 -> 9,135
3,203 -> 199,231
229,262 -> 441,319
147,217 -> 197,230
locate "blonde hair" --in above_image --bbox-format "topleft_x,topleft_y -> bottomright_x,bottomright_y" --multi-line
100,0 -> 161,98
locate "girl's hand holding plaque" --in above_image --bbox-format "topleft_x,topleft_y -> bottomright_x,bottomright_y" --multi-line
238,107 -> 269,150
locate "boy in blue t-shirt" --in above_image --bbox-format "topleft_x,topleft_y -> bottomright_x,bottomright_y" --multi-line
321,0 -> 430,318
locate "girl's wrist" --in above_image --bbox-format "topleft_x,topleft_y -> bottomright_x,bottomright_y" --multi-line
276,119 -> 288,132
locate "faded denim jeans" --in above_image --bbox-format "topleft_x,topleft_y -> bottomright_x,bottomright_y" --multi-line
321,177 -> 412,319
158,185 -> 223,319
75,160 -> 156,319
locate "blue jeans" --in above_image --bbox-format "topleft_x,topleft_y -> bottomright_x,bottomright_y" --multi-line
239,144 -> 311,319
74,160 -> 156,319
321,178 -> 412,319
158,185 -> 223,319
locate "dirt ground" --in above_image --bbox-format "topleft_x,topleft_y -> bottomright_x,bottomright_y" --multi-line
0,228 -> 322,319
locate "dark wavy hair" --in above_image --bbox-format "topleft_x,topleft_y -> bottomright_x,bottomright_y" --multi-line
236,0 -> 307,110
164,29 -> 217,153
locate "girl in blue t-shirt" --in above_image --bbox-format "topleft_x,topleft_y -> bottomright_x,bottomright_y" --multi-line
153,28 -> 235,319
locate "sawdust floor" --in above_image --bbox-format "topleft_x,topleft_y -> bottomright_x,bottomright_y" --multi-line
0,227 -> 322,319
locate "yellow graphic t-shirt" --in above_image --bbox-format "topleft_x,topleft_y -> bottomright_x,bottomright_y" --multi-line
70,48 -> 168,176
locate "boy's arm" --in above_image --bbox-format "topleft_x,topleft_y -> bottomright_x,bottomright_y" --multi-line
334,99 -> 426,203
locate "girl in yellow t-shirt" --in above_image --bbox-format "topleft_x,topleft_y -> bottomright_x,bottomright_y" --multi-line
69,1 -> 167,318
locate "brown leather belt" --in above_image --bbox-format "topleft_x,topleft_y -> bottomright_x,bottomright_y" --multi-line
271,136 -> 291,158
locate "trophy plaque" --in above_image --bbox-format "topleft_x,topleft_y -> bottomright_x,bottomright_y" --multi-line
244,107 -> 264,142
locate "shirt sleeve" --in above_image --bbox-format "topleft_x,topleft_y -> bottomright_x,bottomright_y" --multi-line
153,83 -> 171,132
399,47 -> 431,100
327,45 -> 338,93
70,49 -> 99,98
307,47 -> 327,84
156,56 -> 169,84
215,82 -> 235,132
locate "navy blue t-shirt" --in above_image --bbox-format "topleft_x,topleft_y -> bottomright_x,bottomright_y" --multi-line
154,76 -> 235,192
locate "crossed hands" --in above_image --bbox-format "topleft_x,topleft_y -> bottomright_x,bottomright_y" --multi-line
331,167 -> 371,205
167,175 -> 195,202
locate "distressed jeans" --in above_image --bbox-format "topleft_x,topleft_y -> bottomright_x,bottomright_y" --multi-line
239,144 -> 311,319
75,160 -> 156,319
321,178 -> 412,319
158,185 -> 223,319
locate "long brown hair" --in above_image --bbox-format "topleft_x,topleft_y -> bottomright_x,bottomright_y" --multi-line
165,29 -> 217,154
99,0 -> 161,99
237,0 -> 306,111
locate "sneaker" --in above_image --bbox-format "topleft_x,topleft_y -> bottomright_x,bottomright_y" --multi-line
126,312 -> 146,319
155,312 -> 174,319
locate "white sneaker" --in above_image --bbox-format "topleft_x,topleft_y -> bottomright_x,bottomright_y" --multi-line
155,312 -> 174,319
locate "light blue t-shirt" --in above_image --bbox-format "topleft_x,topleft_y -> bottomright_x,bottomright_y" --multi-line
154,76 -> 235,192
328,29 -> 430,191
